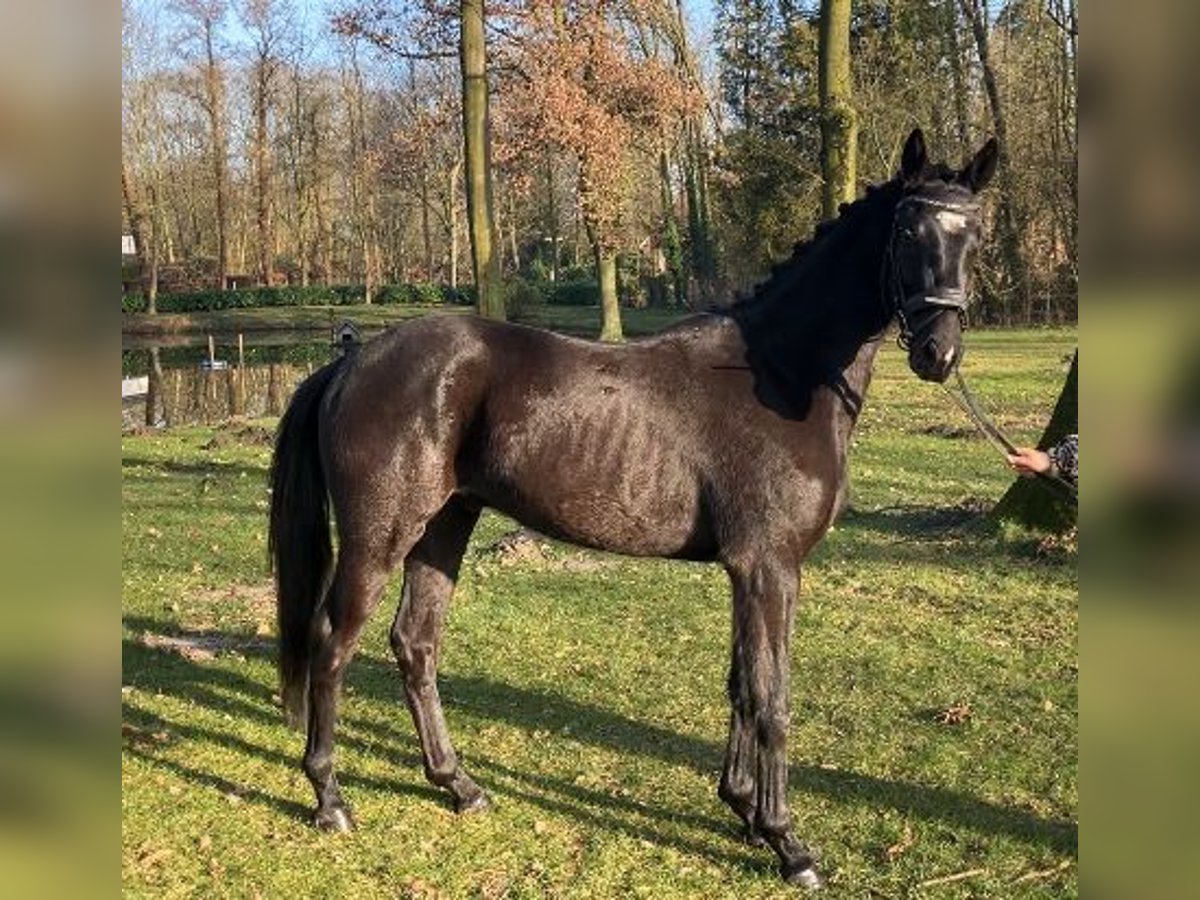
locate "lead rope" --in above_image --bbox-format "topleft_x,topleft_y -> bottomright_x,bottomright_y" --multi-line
941,360 -> 1078,504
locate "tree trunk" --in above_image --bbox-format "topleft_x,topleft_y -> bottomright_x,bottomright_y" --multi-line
122,160 -> 151,309
420,164 -> 434,280
545,152 -> 560,282
449,157 -> 462,288
254,61 -> 274,287
586,218 -> 622,342
202,17 -> 229,291
818,0 -> 857,219
146,181 -> 160,313
943,0 -> 970,155
596,247 -> 621,342
461,0 -> 505,319
960,0 -> 1032,323
991,351 -> 1077,531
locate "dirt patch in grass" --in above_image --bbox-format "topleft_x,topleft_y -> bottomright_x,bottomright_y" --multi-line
201,422 -> 276,450
485,528 -> 553,566
136,629 -> 272,662
480,529 -> 616,573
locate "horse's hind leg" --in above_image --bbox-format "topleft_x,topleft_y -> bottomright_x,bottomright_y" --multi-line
304,546 -> 394,831
390,496 -> 489,813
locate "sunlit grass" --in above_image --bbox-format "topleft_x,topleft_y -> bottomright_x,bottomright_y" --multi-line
122,327 -> 1076,897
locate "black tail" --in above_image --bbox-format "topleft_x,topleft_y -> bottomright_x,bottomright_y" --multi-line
269,358 -> 344,727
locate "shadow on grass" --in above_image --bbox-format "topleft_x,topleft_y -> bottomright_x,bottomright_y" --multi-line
123,619 -> 1076,861
416,665 -> 1076,857
839,503 -> 990,536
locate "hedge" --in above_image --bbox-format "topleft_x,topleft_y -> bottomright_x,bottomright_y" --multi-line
122,280 -> 599,313
122,283 -> 476,314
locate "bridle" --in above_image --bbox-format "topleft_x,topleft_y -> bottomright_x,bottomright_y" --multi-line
883,195 -> 980,350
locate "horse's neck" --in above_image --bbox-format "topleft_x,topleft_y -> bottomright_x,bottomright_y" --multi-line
735,214 -> 892,420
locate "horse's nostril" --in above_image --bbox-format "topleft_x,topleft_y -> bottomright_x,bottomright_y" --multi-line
922,339 -> 940,362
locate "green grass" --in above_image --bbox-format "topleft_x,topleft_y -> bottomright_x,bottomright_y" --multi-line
122,327 -> 1077,897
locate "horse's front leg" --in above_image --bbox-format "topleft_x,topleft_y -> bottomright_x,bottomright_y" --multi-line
726,557 -> 822,889
718,637 -> 761,845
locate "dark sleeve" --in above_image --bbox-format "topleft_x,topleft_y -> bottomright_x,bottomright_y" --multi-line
1049,434 -> 1078,485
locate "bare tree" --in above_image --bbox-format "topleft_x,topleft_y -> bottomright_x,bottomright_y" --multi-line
239,0 -> 291,286
172,0 -> 232,290
123,0 -> 165,311
959,0 -> 1032,322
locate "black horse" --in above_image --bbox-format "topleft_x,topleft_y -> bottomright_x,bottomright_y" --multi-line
270,129 -> 998,888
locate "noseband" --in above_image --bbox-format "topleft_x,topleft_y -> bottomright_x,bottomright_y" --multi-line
884,195 -> 980,349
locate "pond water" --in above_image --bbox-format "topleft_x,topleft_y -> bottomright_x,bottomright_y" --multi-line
121,331 -> 364,431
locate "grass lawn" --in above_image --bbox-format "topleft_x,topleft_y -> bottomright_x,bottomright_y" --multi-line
122,325 -> 1077,897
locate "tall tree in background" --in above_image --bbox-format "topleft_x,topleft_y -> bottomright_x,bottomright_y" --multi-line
818,0 -> 856,219
503,0 -> 696,340
461,0 -> 505,319
174,0 -> 231,290
959,0 -> 1031,322
669,0 -> 716,304
339,36 -> 382,302
123,0 -> 163,312
241,0 -> 287,287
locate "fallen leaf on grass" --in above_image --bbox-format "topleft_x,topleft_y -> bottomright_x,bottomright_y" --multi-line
399,876 -> 446,900
133,842 -> 173,873
936,703 -> 972,725
885,825 -> 915,861
122,722 -> 173,747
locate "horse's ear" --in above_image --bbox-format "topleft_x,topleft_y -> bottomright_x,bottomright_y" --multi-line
900,128 -> 926,182
959,137 -> 999,192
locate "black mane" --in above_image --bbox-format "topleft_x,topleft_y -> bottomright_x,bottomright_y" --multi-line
726,163 -> 961,315
716,165 -> 965,420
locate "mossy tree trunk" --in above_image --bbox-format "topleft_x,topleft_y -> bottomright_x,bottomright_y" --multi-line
818,0 -> 857,220
992,351 -> 1078,531
594,242 -> 622,343
584,215 -> 622,342
461,0 -> 505,320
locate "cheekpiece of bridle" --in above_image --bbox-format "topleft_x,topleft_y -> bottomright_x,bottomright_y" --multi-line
885,195 -> 981,350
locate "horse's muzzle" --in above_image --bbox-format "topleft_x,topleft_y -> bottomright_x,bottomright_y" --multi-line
909,333 -> 959,383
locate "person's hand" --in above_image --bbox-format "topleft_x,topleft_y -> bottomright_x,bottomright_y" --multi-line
1006,447 -> 1052,476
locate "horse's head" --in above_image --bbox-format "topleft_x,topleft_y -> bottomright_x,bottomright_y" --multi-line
888,129 -> 998,383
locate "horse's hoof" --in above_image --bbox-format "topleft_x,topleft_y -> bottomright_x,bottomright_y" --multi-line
312,805 -> 355,832
454,790 -> 491,815
782,864 -> 823,890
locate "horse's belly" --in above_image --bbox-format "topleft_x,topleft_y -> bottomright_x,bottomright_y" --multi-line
471,404 -> 710,557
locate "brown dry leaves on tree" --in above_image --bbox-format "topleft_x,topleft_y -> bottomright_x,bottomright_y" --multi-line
498,0 -> 699,249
